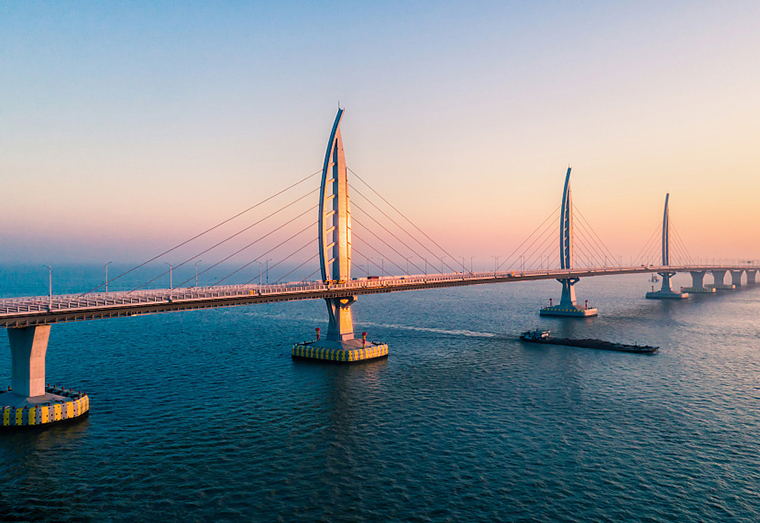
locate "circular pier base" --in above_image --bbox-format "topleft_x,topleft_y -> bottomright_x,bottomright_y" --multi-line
1,386 -> 89,428
540,305 -> 598,317
293,339 -> 389,363
681,286 -> 716,294
645,290 -> 689,299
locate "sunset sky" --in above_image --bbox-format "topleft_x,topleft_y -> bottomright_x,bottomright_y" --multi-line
2,1 -> 759,267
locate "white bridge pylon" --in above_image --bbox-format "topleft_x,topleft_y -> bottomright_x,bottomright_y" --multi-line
646,193 -> 689,299
318,108 -> 356,341
540,167 -> 598,317
292,108 -> 389,363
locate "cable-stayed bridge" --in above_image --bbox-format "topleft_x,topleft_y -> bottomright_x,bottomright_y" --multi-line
2,108 -> 758,427
0,263 -> 755,329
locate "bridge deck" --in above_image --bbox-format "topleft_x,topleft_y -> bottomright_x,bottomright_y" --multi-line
0,265 -> 756,327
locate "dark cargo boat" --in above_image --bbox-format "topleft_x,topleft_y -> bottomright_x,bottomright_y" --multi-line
519,330 -> 658,354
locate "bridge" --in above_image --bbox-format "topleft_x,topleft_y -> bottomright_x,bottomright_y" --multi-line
2,108 -> 758,427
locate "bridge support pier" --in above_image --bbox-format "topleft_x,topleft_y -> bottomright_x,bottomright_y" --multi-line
326,296 -> 356,341
540,278 -> 598,317
708,270 -> 735,291
681,271 -> 715,294
539,168 -> 598,318
2,325 -> 89,428
292,295 -> 388,363
730,270 -> 744,288
646,272 -> 688,299
291,108 -> 388,364
747,270 -> 757,285
644,194 -> 687,299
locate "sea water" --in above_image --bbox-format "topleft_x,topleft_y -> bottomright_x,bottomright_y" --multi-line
0,267 -> 758,521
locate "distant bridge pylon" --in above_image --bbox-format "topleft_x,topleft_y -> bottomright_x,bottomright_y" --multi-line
539,167 -> 598,317
646,193 -> 689,299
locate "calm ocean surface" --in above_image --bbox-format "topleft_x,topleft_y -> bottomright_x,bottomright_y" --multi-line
0,266 -> 758,521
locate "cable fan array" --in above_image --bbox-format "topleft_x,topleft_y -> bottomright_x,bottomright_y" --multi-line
81,170 -> 326,294
79,166 -> 696,297
494,203 -> 619,273
81,167 -> 466,296
348,168 -> 466,277
633,215 -> 693,266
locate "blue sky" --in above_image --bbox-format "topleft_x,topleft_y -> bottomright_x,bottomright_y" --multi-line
2,1 -> 759,264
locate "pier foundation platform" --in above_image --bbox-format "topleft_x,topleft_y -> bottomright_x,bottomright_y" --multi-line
3,325 -> 90,428
646,272 -> 688,299
1,386 -> 89,428
646,288 -> 689,299
540,279 -> 598,317
681,286 -> 715,294
707,283 -> 736,291
539,304 -> 598,317
292,337 -> 388,363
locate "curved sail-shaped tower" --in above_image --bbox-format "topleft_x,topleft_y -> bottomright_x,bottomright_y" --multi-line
318,108 -> 355,341
540,167 -> 598,317
292,108 -> 388,362
645,194 -> 688,299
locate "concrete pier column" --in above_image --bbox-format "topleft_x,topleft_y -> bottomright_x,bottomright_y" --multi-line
710,269 -> 735,290
559,278 -> 578,307
747,270 -> 757,285
646,271 -> 688,299
326,296 -> 356,341
682,271 -> 715,293
659,272 -> 675,294
7,325 -> 51,398
690,271 -> 705,288
731,270 -> 744,288
711,270 -> 726,286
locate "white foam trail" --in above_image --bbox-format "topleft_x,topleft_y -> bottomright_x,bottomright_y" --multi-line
355,321 -> 498,338
238,311 -> 498,338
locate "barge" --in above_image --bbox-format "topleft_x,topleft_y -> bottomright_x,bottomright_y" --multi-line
520,330 -> 658,354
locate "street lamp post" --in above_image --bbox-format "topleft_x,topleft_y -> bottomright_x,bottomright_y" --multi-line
104,261 -> 112,293
43,265 -> 52,309
166,263 -> 173,299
